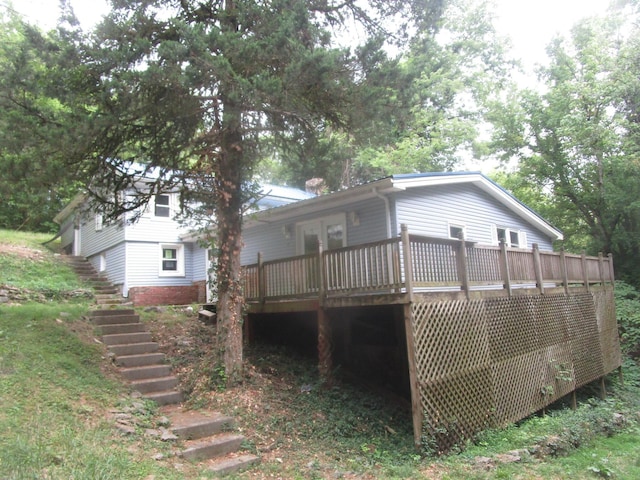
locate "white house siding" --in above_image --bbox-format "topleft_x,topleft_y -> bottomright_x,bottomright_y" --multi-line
59,215 -> 76,252
124,241 -> 196,294
87,242 -> 127,292
394,184 -> 554,250
124,212 -> 189,244
191,246 -> 208,281
79,215 -> 126,258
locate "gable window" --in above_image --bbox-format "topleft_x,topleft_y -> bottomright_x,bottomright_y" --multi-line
159,243 -> 185,276
448,223 -> 465,240
154,194 -> 171,217
95,213 -> 103,231
495,226 -> 526,248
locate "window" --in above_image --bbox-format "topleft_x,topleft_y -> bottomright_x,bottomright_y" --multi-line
448,224 -> 465,240
95,214 -> 103,231
159,244 -> 185,276
154,194 -> 171,217
296,213 -> 347,255
495,226 -> 526,248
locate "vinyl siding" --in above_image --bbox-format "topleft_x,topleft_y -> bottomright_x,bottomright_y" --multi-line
88,242 -> 127,289
191,246 -> 209,281
241,196 -> 390,264
393,184 -> 554,249
78,212 -> 126,258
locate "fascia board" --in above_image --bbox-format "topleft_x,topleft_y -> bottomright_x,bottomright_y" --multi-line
53,194 -> 86,224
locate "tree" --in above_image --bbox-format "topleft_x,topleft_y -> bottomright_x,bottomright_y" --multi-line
0,8 -> 88,232
489,12 -> 640,285
34,0 -> 445,383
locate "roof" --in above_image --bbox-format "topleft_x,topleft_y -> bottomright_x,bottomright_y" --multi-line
247,172 -> 564,241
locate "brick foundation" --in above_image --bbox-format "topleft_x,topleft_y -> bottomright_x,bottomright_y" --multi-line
128,285 -> 200,306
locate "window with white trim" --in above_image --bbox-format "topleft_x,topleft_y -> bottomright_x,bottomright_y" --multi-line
154,194 -> 171,218
448,223 -> 466,240
159,243 -> 185,276
95,213 -> 103,231
495,226 -> 526,248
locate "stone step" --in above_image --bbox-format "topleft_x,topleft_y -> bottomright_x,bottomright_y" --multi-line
97,298 -> 125,305
171,412 -> 235,440
92,314 -> 140,326
143,390 -> 183,405
121,364 -> 173,381
116,352 -> 166,367
90,309 -> 136,317
102,332 -> 153,345
208,454 -> 261,476
181,433 -> 245,462
108,342 -> 159,356
131,376 -> 179,394
99,323 -> 146,335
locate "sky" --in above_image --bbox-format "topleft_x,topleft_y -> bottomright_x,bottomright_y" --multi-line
8,0 -> 611,74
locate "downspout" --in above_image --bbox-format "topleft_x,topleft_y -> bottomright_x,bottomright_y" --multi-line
374,187 -> 392,239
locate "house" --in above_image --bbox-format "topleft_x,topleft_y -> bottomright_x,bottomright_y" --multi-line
227,172 -> 618,453
55,171 -> 620,451
54,180 -> 315,306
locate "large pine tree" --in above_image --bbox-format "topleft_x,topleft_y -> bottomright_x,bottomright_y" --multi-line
69,0 -> 445,382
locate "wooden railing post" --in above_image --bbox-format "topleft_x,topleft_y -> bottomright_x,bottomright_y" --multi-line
457,238 -> 470,299
500,241 -> 512,296
560,248 -> 569,294
258,252 -> 265,304
317,240 -> 325,305
532,243 -> 545,294
608,253 -> 615,284
598,253 -> 606,286
581,251 -> 590,292
401,224 -> 414,301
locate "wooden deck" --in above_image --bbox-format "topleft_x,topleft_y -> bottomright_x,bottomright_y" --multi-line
242,225 -> 615,312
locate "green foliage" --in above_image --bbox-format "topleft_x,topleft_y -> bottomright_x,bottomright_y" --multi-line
488,11 -> 640,286
615,281 -> 640,355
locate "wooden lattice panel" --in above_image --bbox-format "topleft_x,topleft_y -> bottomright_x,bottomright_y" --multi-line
567,294 -> 605,387
492,351 -> 545,425
409,289 -> 619,453
486,297 -> 537,362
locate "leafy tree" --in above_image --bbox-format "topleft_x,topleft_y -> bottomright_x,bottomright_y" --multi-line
0,8 -> 87,232
489,13 -> 640,285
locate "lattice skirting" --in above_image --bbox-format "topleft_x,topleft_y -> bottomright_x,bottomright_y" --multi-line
411,289 -> 620,453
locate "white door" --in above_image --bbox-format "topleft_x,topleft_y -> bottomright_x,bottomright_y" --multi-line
296,213 -> 346,255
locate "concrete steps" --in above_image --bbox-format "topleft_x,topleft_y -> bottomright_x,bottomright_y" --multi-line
166,409 -> 260,475
63,256 -> 124,305
88,309 -> 183,406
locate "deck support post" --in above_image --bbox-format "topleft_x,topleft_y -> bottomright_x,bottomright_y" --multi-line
532,243 -> 545,294
402,302 -> 422,451
500,241 -> 512,296
600,376 -> 607,400
598,253 -> 606,286
608,253 -> 615,285
571,390 -> 577,410
581,251 -> 590,292
560,248 -> 569,295
457,239 -> 470,300
257,252 -> 265,305
618,365 -> 624,386
400,224 -> 414,301
317,308 -> 332,384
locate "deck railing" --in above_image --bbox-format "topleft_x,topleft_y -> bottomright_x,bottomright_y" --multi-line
243,224 -> 614,303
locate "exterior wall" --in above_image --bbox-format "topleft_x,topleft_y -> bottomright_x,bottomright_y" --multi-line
129,284 -> 200,306
241,196 -> 390,264
58,215 -> 76,253
393,184 -> 554,249
78,212 -> 126,258
87,242 -> 127,293
124,241 -> 197,294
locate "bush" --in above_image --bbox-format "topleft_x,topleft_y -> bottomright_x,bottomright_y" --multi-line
615,281 -> 640,356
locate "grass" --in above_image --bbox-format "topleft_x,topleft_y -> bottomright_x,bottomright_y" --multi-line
2,229 -> 640,479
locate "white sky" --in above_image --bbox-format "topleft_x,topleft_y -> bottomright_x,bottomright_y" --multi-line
9,0 -> 612,72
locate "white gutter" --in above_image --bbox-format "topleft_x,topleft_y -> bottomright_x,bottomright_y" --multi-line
373,187 -> 392,239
